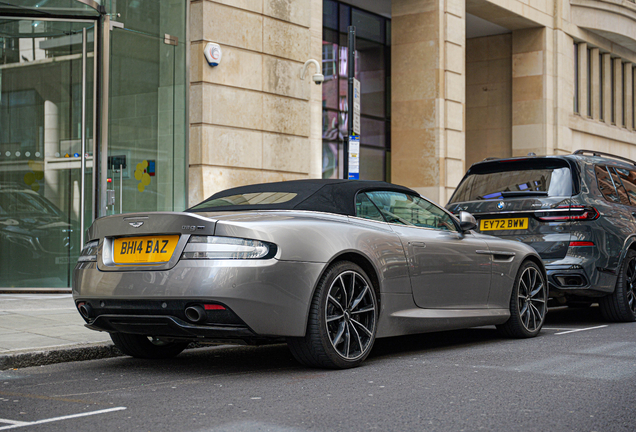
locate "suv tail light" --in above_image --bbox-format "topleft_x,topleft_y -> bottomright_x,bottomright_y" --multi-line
535,205 -> 599,221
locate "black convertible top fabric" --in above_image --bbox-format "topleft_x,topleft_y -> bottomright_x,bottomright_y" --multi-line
187,179 -> 417,216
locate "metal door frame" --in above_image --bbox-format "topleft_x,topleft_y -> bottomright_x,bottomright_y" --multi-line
0,15 -> 99,245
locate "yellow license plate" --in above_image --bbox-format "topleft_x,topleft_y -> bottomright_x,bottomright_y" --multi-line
113,235 -> 179,264
480,218 -> 528,231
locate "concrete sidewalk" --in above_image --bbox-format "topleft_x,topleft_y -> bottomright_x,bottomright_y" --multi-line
0,294 -> 120,369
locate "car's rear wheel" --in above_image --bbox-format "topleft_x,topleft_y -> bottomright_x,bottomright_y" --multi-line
110,333 -> 188,359
287,261 -> 378,369
497,261 -> 547,338
600,249 -> 636,322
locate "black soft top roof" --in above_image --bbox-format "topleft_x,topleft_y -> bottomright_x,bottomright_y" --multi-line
187,179 -> 417,216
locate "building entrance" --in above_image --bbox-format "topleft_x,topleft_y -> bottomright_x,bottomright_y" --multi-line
0,18 -> 96,288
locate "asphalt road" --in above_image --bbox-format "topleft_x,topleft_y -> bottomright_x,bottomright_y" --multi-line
1,306 -> 635,432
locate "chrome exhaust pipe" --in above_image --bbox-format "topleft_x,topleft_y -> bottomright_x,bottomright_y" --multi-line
78,303 -> 92,319
185,305 -> 206,323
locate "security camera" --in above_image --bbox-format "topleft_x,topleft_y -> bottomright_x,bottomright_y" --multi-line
300,59 -> 323,85
312,73 -> 325,85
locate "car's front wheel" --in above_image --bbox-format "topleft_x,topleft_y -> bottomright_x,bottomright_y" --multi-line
287,261 -> 378,369
110,333 -> 188,359
497,261 -> 547,338
600,249 -> 636,322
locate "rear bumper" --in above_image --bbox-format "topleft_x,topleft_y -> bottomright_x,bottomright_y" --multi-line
545,264 -> 616,297
73,259 -> 326,337
86,315 -> 257,340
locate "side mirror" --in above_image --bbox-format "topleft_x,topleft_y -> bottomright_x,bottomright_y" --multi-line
459,211 -> 477,232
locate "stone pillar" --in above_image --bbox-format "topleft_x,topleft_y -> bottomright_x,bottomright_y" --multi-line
624,62 -> 633,130
614,57 -> 623,127
578,43 -> 587,117
309,0 -> 323,178
188,0 -> 316,205
391,0 -> 465,203
590,48 -> 600,120
512,28 -> 551,156
602,53 -> 612,123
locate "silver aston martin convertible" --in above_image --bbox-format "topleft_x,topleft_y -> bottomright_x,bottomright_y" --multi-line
73,179 -> 547,368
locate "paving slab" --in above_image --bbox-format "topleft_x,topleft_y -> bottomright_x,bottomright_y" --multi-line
0,294 -> 117,369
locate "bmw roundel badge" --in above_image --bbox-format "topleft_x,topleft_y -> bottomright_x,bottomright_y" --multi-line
497,201 -> 505,209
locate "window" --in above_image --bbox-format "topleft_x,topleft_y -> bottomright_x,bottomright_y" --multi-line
587,47 -> 592,117
449,160 -> 574,203
600,53 -> 604,121
364,191 -> 457,231
622,63 -> 626,127
574,43 -> 579,114
611,58 -> 615,124
595,165 -> 622,204
355,192 -> 384,222
322,43 -> 336,79
190,192 -> 298,211
322,1 -> 391,181
615,168 -> 636,205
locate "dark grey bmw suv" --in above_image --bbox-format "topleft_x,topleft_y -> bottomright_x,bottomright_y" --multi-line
447,150 -> 636,322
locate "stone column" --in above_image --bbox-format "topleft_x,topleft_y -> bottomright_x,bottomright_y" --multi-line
614,57 -> 623,127
391,0 -> 465,203
624,62 -> 633,130
590,48 -> 600,120
512,28 -> 552,156
578,43 -> 588,117
602,53 -> 612,123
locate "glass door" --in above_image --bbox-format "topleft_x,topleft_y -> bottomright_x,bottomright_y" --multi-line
105,20 -> 186,216
0,18 -> 95,288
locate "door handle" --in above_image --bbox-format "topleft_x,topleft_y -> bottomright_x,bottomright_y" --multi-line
409,241 -> 426,248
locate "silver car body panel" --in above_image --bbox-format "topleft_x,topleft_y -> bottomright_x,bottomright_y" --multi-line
74,209 -> 541,339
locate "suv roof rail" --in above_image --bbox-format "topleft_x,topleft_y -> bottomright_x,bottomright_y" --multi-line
573,149 -> 636,166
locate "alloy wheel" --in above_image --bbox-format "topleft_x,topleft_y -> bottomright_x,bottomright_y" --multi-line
325,270 -> 377,360
625,258 -> 636,314
517,266 -> 547,332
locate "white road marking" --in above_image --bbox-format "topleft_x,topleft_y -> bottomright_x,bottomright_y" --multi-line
0,407 -> 126,430
0,420 -> 28,426
555,325 -> 608,335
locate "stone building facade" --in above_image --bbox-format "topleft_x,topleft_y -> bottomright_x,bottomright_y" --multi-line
189,0 -> 636,206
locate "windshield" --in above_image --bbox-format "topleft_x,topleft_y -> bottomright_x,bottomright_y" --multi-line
450,163 -> 573,203
0,190 -> 64,217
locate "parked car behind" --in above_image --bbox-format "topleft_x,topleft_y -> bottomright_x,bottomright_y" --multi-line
0,182 -> 78,286
74,179 -> 547,369
447,150 -> 636,322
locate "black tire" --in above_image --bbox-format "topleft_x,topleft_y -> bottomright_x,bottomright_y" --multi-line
110,333 -> 188,359
497,261 -> 547,338
599,250 -> 636,322
287,261 -> 378,369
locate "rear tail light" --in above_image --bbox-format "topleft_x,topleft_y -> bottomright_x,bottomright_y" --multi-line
535,206 -> 599,221
181,236 -> 277,259
569,241 -> 595,247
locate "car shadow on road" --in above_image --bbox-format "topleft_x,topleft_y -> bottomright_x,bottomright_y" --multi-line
544,304 -> 606,325
88,328 -> 505,376
85,307 -> 610,375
